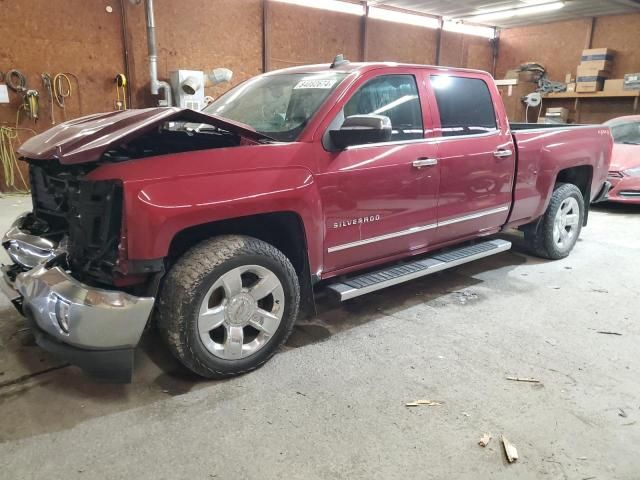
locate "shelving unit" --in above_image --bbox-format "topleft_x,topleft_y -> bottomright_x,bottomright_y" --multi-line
541,91 -> 640,122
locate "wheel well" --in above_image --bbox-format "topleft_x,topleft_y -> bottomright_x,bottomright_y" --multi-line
168,212 -> 306,272
167,212 -> 316,316
556,165 -> 593,225
556,165 -> 592,200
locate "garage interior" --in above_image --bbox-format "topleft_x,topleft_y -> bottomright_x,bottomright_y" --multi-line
0,0 -> 639,478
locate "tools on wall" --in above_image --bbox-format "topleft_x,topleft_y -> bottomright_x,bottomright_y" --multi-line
114,73 -> 128,110
6,69 -> 40,122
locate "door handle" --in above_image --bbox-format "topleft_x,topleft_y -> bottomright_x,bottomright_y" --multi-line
412,158 -> 438,169
493,149 -> 513,159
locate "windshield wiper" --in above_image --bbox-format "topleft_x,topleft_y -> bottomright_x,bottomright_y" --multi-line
622,141 -> 640,145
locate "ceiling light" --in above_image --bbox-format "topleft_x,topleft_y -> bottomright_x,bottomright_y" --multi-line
368,6 -> 440,29
442,21 -> 495,38
271,0 -> 364,16
463,1 -> 564,23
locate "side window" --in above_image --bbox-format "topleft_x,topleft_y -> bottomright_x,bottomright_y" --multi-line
342,74 -> 423,142
430,76 -> 497,137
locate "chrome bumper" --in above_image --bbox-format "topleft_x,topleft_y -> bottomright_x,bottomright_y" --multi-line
2,213 -> 64,269
1,213 -> 155,352
14,265 -> 154,350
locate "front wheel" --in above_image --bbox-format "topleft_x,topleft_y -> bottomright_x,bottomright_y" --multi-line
157,235 -> 300,379
525,183 -> 584,260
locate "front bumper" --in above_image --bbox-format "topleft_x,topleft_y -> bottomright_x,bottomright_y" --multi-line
1,215 -> 155,382
607,176 -> 640,204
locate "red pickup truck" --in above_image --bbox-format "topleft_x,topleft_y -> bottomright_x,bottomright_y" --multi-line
2,61 -> 612,382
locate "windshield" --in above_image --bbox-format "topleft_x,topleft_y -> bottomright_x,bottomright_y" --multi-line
204,72 -> 347,142
606,120 -> 640,145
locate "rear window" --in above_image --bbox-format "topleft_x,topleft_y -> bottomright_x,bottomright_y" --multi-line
430,76 -> 497,137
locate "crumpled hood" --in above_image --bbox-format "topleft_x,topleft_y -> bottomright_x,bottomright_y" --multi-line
18,107 -> 271,165
610,143 -> 640,172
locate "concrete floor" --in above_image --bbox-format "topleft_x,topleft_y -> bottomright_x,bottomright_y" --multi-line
0,194 -> 638,479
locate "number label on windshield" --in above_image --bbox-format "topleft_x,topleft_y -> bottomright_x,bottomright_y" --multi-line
294,79 -> 337,90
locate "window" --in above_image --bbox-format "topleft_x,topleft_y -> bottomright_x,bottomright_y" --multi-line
342,75 -> 424,142
430,76 -> 497,137
204,72 -> 347,142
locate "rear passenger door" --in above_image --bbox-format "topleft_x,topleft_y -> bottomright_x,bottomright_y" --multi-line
427,74 -> 515,243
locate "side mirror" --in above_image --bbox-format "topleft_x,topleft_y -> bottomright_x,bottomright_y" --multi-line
330,114 -> 392,149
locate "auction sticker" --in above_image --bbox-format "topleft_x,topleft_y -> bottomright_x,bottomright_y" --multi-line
294,79 -> 337,89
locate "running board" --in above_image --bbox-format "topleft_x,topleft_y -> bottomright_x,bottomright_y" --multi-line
326,239 -> 512,301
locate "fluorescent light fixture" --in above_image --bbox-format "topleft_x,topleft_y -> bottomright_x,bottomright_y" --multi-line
369,6 -> 440,29
443,21 -> 495,38
271,0 -> 364,16
465,1 -> 564,23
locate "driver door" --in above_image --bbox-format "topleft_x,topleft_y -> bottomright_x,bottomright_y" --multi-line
316,71 -> 441,274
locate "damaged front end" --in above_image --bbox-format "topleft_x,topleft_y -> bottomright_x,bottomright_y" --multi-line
1,166 -> 154,382
1,107 -> 271,382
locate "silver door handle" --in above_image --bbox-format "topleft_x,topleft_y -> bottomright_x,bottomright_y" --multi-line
493,149 -> 513,158
412,158 -> 438,168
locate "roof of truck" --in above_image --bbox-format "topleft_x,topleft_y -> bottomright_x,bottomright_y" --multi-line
264,62 -> 491,77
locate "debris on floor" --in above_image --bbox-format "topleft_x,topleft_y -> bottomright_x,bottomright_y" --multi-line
453,289 -> 479,304
618,408 -> 628,418
501,435 -> 519,463
597,331 -> 622,336
506,376 -> 541,383
478,433 -> 492,447
405,399 -> 443,407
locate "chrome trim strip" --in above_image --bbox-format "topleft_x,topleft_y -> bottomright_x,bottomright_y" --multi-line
437,205 -> 509,227
327,204 -> 510,253
327,222 -> 437,253
344,130 -> 500,150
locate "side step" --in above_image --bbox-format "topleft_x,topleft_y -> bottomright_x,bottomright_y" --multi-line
326,239 -> 511,301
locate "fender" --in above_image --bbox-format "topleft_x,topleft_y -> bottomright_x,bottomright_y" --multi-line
119,167 -> 323,274
87,143 -> 325,275
507,126 -> 612,227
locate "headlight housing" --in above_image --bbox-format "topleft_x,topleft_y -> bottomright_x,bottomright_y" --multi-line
623,166 -> 640,177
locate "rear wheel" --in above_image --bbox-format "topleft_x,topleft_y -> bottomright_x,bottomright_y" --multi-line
525,183 -> 584,260
157,235 -> 300,379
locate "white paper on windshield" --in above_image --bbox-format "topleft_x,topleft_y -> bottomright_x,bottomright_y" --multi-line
293,79 -> 337,90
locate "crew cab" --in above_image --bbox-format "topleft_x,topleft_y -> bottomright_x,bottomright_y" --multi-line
1,61 -> 612,382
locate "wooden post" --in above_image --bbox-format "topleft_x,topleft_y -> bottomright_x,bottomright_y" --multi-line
262,0 -> 271,73
584,17 -> 595,49
361,3 -> 369,62
434,17 -> 443,65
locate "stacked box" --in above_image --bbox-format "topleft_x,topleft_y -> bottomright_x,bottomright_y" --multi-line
576,48 -> 614,93
545,107 -> 569,122
580,48 -> 614,71
604,79 -> 625,92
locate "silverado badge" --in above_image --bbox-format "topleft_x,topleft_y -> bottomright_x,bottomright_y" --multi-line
333,215 -> 381,229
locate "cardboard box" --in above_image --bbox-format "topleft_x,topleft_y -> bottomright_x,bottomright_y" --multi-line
576,81 -> 605,93
624,73 -> 640,91
604,79 -> 625,92
566,82 -> 576,92
579,59 -> 613,71
576,67 -> 609,92
577,66 -> 610,79
581,48 -> 614,62
545,107 -> 569,122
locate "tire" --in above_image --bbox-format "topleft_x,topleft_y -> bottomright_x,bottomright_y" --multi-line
157,235 -> 300,379
525,183 -> 585,260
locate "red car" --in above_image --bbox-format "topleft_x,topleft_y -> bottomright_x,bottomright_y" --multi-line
605,116 -> 640,204
1,61 -> 611,382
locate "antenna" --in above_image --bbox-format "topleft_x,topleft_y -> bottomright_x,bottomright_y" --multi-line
330,54 -> 349,69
